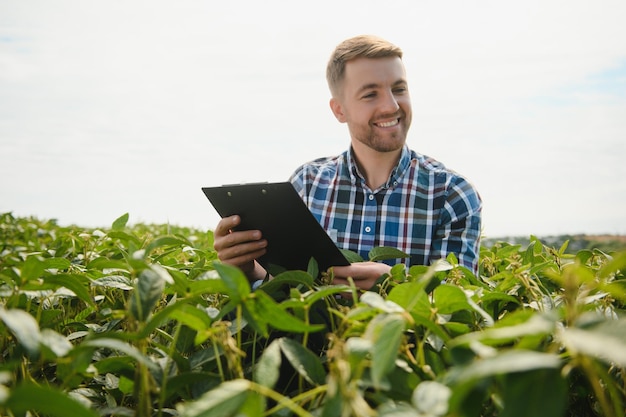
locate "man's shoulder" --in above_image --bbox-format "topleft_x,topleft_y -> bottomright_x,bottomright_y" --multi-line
410,150 -> 451,174
409,150 -> 479,192
292,152 -> 347,176
300,153 -> 344,168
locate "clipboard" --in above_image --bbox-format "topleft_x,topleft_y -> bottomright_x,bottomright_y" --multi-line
202,182 -> 349,271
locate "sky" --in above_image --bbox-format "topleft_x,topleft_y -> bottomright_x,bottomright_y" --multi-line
1,0 -> 625,238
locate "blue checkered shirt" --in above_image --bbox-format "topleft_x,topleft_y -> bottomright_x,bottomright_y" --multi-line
289,145 -> 482,274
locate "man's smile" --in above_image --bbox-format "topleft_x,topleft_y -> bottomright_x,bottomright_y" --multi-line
374,118 -> 400,128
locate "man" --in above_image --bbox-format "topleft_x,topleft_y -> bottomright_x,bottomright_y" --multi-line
213,35 -> 482,290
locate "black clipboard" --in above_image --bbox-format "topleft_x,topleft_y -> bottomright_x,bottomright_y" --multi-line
202,182 -> 349,272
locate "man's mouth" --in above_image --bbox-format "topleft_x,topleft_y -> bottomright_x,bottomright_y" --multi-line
375,118 -> 400,128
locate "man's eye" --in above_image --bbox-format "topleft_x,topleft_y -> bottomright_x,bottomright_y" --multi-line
362,92 -> 376,99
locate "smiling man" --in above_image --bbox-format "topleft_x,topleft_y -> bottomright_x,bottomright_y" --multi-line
213,35 -> 483,289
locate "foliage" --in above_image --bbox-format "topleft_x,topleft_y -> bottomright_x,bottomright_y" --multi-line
482,234 -> 626,254
1,211 -> 625,417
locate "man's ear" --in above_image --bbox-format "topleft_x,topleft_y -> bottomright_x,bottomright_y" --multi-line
329,97 -> 347,123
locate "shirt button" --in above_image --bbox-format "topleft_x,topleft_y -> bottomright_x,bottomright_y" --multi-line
365,226 -> 372,233
368,194 -> 374,200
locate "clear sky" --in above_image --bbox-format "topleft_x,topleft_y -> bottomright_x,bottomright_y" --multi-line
1,0 -> 625,238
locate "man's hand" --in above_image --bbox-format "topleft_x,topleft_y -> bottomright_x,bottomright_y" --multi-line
331,261 -> 392,290
213,215 -> 268,280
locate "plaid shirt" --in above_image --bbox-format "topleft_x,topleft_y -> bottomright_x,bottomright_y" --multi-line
289,145 -> 482,274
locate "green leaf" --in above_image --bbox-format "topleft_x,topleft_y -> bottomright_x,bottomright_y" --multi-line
377,401 -> 421,416
112,212 -> 129,230
44,274 -> 95,307
254,339 -> 281,389
341,248 -> 364,263
369,246 -> 410,262
91,354 -> 136,375
213,262 -> 250,303
603,279 -> 626,303
259,270 -> 315,294
41,257 -> 71,271
20,255 -> 44,281
40,328 -> 73,357
118,375 -> 135,395
433,284 -> 471,314
599,250 -> 626,280
479,291 -> 520,307
168,303 -> 213,332
92,275 -> 134,290
412,381 -> 452,416
446,350 -> 561,384
178,379 -> 250,417
365,314 -> 406,389
360,291 -> 404,313
387,282 -> 431,317
575,249 -> 594,265
500,368 -> 567,417
80,338 -> 159,373
451,313 -> 555,347
411,314 -> 451,343
302,284 -> 351,306
0,308 -> 41,356
252,291 -> 325,333
138,300 -> 202,339
129,266 -> 167,322
86,257 -> 130,272
241,296 -> 268,337
238,391 -> 266,416
560,319 -> 626,366
164,372 -> 218,402
145,235 -> 191,255
443,321 -> 471,337
279,337 -> 326,386
344,337 -> 373,372
307,257 -> 319,278
5,384 -> 100,417
497,244 -> 523,258
107,230 -> 142,246
186,276 -> 229,296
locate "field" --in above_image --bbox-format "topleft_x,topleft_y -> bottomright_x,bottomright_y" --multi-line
1,212 -> 626,417
483,234 -> 626,254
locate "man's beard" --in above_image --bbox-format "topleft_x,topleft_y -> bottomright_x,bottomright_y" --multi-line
351,124 -> 409,153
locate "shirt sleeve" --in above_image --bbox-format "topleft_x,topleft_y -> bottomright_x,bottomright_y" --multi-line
289,164 -> 306,197
431,174 -> 483,275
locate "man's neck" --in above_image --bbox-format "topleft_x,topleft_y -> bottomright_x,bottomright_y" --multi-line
351,142 -> 402,190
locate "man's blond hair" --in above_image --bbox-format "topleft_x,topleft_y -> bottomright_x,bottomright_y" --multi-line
326,35 -> 404,98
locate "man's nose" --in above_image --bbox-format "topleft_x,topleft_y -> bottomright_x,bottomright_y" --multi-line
379,90 -> 400,113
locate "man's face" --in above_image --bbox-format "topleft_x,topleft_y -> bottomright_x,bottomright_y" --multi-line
331,56 -> 412,154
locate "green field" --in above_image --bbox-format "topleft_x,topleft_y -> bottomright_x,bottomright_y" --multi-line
1,212 -> 625,417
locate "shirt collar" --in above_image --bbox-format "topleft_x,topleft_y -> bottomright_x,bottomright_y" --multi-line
345,145 -> 411,191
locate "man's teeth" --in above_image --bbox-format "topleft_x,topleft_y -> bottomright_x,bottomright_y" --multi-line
377,119 -> 399,127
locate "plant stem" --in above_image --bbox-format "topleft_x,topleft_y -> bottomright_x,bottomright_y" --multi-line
265,385 -> 328,415
135,339 -> 153,417
213,339 -> 225,381
579,356 -> 616,417
236,304 -> 242,353
157,322 -> 182,417
249,380 -> 317,417
302,305 -> 310,348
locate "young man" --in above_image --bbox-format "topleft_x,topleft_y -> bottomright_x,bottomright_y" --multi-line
213,35 -> 482,290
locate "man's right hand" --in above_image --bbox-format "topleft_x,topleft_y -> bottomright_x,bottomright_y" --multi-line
213,215 -> 268,280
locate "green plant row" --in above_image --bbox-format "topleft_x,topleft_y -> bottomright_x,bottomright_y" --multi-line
0,212 -> 625,417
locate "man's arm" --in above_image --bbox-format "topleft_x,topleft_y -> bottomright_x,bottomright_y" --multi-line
431,176 -> 483,275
